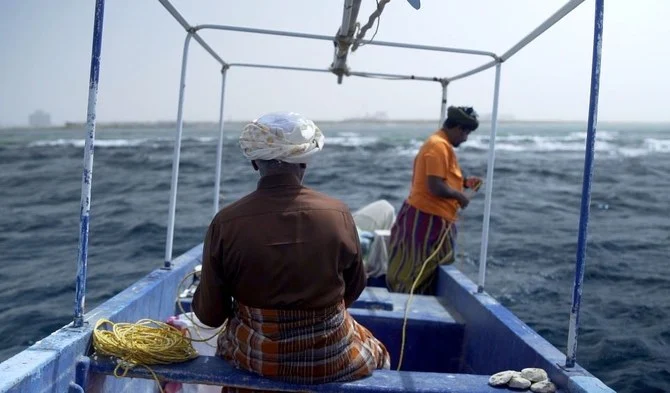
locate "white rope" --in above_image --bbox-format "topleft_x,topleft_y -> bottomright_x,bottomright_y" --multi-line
352,0 -> 391,52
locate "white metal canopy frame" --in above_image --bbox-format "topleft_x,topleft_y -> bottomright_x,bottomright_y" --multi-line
73,0 -> 604,371
155,0 -> 584,285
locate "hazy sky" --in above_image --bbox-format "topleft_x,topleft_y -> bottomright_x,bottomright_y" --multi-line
1,0 -> 669,126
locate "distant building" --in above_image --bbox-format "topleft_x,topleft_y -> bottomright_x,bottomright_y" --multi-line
342,111 -> 390,122
29,110 -> 51,127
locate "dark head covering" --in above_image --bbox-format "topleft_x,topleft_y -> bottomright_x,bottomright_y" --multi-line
444,106 -> 479,131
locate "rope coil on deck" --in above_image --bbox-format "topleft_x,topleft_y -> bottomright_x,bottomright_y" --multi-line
92,271 -> 226,392
93,319 -> 198,368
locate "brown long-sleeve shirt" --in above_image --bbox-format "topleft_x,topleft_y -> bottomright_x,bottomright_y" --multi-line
192,173 -> 366,328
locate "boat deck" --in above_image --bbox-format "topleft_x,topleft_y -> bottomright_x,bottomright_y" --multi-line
179,285 -> 466,373
0,246 -> 601,392
88,287 -> 512,392
87,286 -> 567,392
88,354 -> 509,393
351,287 -> 465,373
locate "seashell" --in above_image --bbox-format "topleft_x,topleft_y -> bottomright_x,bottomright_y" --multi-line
521,367 -> 549,382
488,370 -> 516,386
508,376 -> 532,390
530,380 -> 557,393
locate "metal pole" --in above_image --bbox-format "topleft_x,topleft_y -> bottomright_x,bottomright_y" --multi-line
227,63 -> 440,82
346,71 -> 438,82
477,62 -> 502,293
164,33 -> 193,269
213,67 -> 228,216
73,0 -> 105,328
439,81 -> 448,127
196,24 -> 497,58
449,0 -> 585,82
157,0 -> 226,67
332,0 -> 361,83
449,60 -> 498,83
340,0 -> 357,34
566,0 -> 604,368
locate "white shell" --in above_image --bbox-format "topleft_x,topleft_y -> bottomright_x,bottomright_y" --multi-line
488,370 -> 516,386
521,368 -> 549,382
530,380 -> 557,393
508,376 -> 532,389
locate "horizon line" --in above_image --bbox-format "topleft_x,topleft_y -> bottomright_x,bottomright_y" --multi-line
4,118 -> 670,130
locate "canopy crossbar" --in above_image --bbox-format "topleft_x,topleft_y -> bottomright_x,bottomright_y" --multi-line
228,62 -> 443,83
158,0 -> 584,84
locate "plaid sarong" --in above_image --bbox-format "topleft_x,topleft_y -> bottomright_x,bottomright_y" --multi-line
216,300 -> 390,392
386,201 -> 457,295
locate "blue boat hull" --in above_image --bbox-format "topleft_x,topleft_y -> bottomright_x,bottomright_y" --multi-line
0,244 -> 614,393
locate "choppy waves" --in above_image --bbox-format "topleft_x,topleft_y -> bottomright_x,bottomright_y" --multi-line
25,130 -> 670,159
2,123 -> 670,393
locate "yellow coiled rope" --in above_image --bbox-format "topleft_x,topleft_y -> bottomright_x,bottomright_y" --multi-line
93,318 -> 197,372
92,271 -> 225,392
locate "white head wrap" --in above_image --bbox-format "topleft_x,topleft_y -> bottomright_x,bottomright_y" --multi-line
238,112 -> 325,164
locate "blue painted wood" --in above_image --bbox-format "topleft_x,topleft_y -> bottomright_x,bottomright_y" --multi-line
366,274 -> 387,288
0,244 -> 614,392
358,312 -> 463,373
351,285 -> 393,310
435,266 -> 614,393
74,356 -> 91,392
0,245 -> 203,393
568,376 -> 615,393
567,0 -> 604,369
349,288 -> 464,372
436,266 -> 573,382
88,355 -> 505,393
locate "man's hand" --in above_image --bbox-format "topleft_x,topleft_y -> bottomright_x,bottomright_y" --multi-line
464,176 -> 483,192
457,192 -> 470,209
427,175 -> 472,208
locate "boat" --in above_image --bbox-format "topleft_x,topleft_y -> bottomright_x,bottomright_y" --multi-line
0,0 -> 616,392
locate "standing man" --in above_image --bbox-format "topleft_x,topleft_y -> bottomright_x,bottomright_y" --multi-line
386,106 -> 482,295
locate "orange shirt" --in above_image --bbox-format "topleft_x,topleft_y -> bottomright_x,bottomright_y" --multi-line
406,130 -> 463,222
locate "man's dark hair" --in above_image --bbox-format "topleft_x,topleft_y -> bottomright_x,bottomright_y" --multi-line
255,159 -> 305,177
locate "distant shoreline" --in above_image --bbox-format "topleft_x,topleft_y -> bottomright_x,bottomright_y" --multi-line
3,118 -> 669,131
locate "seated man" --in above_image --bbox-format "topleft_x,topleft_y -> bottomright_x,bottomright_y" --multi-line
352,200 -> 396,278
192,112 -> 390,390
